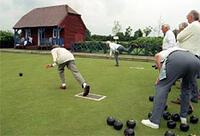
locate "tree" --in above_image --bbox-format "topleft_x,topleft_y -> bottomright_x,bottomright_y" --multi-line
86,28 -> 91,41
116,32 -> 125,41
133,29 -> 143,39
143,26 -> 152,37
124,26 -> 132,41
112,21 -> 122,36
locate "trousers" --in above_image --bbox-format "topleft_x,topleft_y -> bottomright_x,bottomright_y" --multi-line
150,51 -> 200,124
58,60 -> 85,86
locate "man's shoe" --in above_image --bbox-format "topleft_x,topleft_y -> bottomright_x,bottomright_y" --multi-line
60,85 -> 66,89
141,119 -> 159,129
83,85 -> 90,96
171,99 -> 180,104
115,64 -> 119,67
191,99 -> 198,103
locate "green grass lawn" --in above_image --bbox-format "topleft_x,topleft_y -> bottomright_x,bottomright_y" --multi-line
0,52 -> 200,136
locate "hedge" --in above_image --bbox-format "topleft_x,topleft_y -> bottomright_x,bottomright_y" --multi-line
71,37 -> 163,56
0,30 -> 14,48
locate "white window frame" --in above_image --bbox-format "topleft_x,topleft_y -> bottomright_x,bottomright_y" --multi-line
53,28 -> 60,38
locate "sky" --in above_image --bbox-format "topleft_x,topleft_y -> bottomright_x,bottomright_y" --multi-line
0,0 -> 199,36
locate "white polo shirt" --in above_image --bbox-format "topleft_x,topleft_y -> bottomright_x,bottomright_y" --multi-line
109,42 -> 121,56
162,30 -> 177,50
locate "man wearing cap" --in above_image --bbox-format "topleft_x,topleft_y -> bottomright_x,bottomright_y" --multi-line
45,45 -> 90,96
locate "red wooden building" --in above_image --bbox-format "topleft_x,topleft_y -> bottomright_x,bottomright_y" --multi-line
13,4 -> 86,49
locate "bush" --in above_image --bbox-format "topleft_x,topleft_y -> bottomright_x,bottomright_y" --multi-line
0,30 -> 14,41
71,37 -> 163,56
0,30 -> 14,48
130,37 -> 163,46
71,41 -> 107,53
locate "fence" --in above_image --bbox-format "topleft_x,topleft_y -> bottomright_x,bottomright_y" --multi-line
71,42 -> 162,56
40,38 -> 64,46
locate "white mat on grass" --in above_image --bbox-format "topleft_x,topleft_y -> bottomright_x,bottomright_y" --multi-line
129,66 -> 144,70
75,93 -> 106,101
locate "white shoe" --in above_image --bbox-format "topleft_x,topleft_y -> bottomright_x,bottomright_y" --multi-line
141,119 -> 159,129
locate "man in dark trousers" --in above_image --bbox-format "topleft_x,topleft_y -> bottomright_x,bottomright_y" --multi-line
171,10 -> 200,104
45,45 -> 90,96
141,47 -> 200,129
106,41 -> 134,66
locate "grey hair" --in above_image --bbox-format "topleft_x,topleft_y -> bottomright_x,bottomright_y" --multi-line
162,24 -> 170,30
179,22 -> 188,29
188,10 -> 200,21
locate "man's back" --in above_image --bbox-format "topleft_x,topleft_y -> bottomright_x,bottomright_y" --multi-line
51,47 -> 75,64
109,42 -> 121,51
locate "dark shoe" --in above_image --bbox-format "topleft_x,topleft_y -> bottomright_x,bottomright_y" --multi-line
191,99 -> 198,103
60,85 -> 66,89
171,99 -> 180,104
83,85 -> 90,96
115,64 -> 119,67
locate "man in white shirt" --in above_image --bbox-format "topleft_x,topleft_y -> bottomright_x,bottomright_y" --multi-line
141,47 -> 200,129
45,45 -> 90,96
177,10 -> 200,56
162,24 -> 177,50
106,41 -> 134,66
177,10 -> 200,103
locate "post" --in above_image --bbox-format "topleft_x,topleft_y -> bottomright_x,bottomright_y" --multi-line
39,28 -> 45,44
89,42 -> 92,53
56,28 -> 61,46
14,29 -> 17,45
71,42 -> 74,52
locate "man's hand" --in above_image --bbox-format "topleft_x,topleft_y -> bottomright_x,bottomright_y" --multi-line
155,78 -> 159,85
45,64 -> 52,69
155,53 -> 163,72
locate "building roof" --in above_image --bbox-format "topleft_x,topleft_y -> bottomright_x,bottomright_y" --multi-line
13,5 -> 80,29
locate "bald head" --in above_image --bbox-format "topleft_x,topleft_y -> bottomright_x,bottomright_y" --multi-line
106,41 -> 110,46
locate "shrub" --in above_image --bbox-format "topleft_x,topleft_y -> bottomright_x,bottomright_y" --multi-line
0,30 -> 14,48
0,30 -> 14,41
131,37 -> 163,46
72,37 -> 163,56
